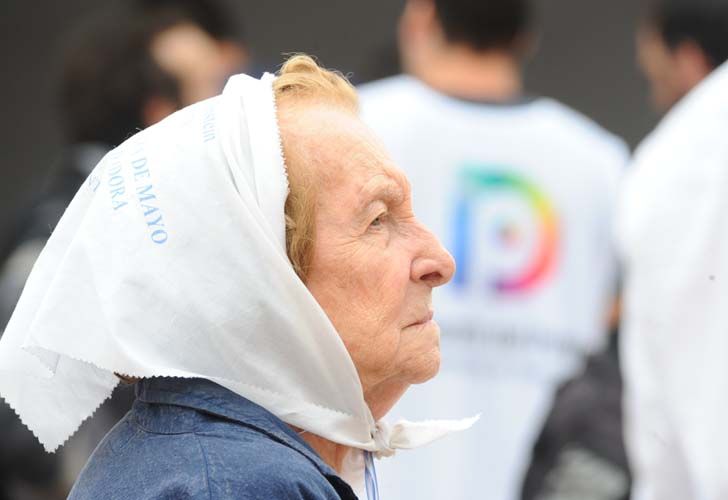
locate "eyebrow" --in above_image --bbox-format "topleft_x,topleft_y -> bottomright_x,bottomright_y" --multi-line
355,178 -> 407,220
350,150 -> 410,215
373,182 -> 405,205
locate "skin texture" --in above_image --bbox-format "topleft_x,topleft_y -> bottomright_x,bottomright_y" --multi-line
637,26 -> 713,112
277,101 -> 455,471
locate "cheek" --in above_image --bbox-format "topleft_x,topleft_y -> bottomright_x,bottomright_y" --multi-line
343,250 -> 410,347
307,241 -> 413,380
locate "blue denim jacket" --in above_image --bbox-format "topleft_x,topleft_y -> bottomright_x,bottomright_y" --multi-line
68,377 -> 358,500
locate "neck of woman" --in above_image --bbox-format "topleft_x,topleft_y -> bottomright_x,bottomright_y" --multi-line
299,432 -> 352,473
294,381 -> 408,473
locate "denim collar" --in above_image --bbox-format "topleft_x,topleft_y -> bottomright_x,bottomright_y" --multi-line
135,377 -> 356,498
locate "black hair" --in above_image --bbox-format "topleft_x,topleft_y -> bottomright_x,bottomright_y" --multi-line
647,0 -> 728,68
59,7 -> 183,146
433,0 -> 531,51
133,0 -> 243,41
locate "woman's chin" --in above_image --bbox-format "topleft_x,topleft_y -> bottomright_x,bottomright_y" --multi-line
398,320 -> 442,384
406,346 -> 441,385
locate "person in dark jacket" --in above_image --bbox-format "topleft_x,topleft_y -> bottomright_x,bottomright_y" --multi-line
520,333 -> 631,500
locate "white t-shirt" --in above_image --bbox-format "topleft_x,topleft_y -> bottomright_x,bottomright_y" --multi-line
359,75 -> 628,500
618,61 -> 728,500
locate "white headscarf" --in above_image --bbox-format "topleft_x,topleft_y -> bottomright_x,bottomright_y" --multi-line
0,73 -> 475,493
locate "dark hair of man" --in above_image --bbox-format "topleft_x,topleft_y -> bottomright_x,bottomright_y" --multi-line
59,7 -> 184,147
647,0 -> 728,68
433,0 -> 531,51
134,0 -> 244,41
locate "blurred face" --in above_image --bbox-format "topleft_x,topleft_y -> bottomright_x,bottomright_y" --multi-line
151,23 -> 243,105
637,26 -> 712,112
279,103 -> 455,419
637,28 -> 683,110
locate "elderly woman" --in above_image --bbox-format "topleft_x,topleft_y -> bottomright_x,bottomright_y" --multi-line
0,56 -> 471,499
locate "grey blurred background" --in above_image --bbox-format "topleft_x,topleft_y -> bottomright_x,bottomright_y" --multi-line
1,0 -> 656,254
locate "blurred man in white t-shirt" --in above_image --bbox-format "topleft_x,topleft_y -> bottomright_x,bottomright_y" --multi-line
619,1 -> 728,499
358,1 -> 628,499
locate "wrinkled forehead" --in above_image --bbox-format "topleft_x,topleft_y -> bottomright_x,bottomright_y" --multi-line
280,102 -> 406,191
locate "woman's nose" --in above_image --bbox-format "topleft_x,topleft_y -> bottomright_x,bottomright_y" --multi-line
411,224 -> 456,288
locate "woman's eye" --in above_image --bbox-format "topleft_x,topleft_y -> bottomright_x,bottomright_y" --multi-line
370,214 -> 385,228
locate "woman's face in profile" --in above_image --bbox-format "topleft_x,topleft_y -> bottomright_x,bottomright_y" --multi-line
279,102 -> 455,418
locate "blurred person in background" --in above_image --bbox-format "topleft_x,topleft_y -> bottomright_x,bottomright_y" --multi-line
358,0 -> 628,498
635,0 -> 727,112
520,310 -> 630,500
0,1 -> 247,498
136,0 -> 249,79
618,1 -> 728,499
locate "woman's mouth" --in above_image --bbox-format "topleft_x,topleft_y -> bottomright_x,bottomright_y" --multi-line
407,310 -> 434,328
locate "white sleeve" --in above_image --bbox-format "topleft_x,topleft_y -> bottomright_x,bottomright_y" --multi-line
621,140 -> 728,500
621,309 -> 695,500
663,145 -> 728,500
